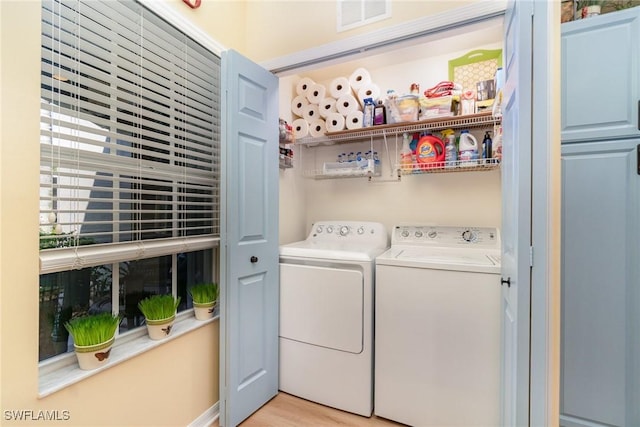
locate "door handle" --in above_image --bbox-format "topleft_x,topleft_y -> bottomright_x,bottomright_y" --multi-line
637,144 -> 639,175
250,256 -> 258,263
501,277 -> 511,287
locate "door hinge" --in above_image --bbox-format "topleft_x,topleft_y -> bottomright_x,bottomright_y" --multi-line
529,246 -> 534,267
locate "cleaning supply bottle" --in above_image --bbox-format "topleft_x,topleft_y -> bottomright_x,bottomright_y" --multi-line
482,131 -> 493,160
445,133 -> 457,167
458,130 -> 478,166
400,133 -> 413,171
363,98 -> 375,127
441,129 -> 457,168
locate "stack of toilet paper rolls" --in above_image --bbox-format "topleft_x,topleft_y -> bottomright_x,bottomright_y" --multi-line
290,68 -> 381,139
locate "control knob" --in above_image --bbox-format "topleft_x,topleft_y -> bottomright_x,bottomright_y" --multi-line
326,226 -> 334,234
316,225 -> 323,234
357,226 -> 365,235
462,229 -> 476,242
339,225 -> 350,236
401,230 -> 410,238
415,230 -> 423,238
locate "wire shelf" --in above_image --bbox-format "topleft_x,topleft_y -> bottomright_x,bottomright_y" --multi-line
398,158 -> 500,175
296,112 -> 501,147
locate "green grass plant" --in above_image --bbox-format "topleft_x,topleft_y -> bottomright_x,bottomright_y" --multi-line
138,294 -> 180,321
189,282 -> 219,304
64,312 -> 120,347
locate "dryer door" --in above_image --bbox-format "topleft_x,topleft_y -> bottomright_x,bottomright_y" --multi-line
280,263 -> 363,353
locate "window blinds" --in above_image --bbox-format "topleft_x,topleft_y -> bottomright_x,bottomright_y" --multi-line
40,0 -> 220,271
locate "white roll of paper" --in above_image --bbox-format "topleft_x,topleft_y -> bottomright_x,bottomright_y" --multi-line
349,68 -> 372,91
357,83 -> 381,106
345,111 -> 364,130
329,76 -> 351,99
306,83 -> 326,105
292,118 -> 309,139
325,113 -> 346,133
308,119 -> 326,138
296,77 -> 315,96
318,98 -> 337,118
302,103 -> 320,122
336,94 -> 359,116
291,95 -> 309,118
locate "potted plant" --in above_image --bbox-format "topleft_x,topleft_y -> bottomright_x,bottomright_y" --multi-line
576,0 -> 604,19
189,283 -> 219,320
138,294 -> 180,340
64,312 -> 120,370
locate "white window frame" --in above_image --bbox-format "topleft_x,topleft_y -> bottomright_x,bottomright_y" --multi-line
38,0 -> 228,395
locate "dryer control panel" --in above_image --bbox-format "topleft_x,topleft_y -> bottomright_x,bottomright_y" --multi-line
309,221 -> 387,243
391,225 -> 500,249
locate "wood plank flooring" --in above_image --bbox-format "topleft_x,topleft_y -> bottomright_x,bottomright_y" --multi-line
212,392 -> 406,427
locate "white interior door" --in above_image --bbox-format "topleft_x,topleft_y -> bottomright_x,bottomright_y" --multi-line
501,1 -> 533,425
220,49 -> 279,427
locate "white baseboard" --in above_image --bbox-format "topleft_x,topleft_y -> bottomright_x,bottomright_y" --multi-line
189,401 -> 219,427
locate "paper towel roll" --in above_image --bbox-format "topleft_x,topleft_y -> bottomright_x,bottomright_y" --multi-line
325,113 -> 346,133
357,83 -> 381,106
329,76 -> 351,99
292,118 -> 309,139
302,103 -> 320,122
318,98 -> 337,118
336,94 -> 359,116
291,95 -> 309,118
345,111 -> 364,130
296,77 -> 315,96
308,119 -> 326,138
349,68 -> 372,91
306,83 -> 326,105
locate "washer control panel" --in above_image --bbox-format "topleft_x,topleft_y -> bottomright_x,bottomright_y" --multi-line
391,225 -> 500,249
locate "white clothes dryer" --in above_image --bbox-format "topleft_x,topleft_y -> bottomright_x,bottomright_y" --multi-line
375,225 -> 501,427
279,221 -> 388,417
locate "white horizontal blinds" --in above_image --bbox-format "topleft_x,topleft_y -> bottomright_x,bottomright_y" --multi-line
40,0 -> 220,257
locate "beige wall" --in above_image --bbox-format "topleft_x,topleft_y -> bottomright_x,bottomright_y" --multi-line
0,1 -> 234,425
279,25 -> 504,242
245,0 -> 480,62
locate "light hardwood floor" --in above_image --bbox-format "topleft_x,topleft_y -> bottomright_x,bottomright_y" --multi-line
212,392 -> 406,427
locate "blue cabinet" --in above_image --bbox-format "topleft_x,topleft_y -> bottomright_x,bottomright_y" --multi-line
561,9 -> 640,427
560,139 -> 640,427
561,8 -> 640,143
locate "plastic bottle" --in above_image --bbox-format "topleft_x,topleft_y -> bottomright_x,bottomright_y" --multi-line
445,133 -> 457,167
458,130 -> 478,166
482,131 -> 493,160
363,98 -> 375,127
373,100 -> 386,125
400,133 -> 413,171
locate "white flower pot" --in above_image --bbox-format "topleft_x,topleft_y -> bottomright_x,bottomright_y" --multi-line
193,301 -> 217,320
581,5 -> 601,18
145,314 -> 176,340
74,337 -> 115,370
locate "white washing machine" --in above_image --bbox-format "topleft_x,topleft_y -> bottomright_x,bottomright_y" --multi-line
375,225 -> 501,427
279,221 -> 388,417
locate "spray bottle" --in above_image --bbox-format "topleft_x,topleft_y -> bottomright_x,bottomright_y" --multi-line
400,133 -> 413,172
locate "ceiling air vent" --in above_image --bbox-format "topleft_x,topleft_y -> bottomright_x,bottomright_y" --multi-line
337,0 -> 391,32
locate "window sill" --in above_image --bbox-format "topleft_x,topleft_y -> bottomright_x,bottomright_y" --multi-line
38,310 -> 219,398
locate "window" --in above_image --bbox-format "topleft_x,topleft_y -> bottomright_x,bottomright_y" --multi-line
39,0 -> 220,362
337,0 -> 391,32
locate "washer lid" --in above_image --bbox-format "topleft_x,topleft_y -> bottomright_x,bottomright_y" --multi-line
376,247 -> 501,273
